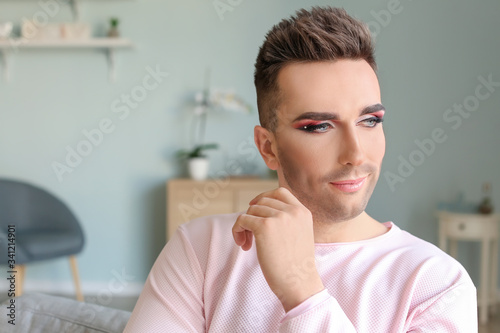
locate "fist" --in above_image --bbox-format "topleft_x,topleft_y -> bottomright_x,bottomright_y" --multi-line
232,187 -> 324,312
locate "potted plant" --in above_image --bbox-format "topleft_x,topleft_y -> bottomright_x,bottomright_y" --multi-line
177,143 -> 219,180
107,18 -> 119,38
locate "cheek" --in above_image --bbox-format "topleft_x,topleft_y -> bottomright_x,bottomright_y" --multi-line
364,130 -> 385,162
277,134 -> 321,170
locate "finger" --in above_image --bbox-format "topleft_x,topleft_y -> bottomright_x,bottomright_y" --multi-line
233,228 -> 254,252
232,214 -> 247,247
246,202 -> 284,218
233,225 -> 247,247
249,188 -> 280,205
232,213 -> 261,248
233,213 -> 261,233
249,197 -> 290,213
272,187 -> 304,206
250,187 -> 303,207
243,230 -> 253,251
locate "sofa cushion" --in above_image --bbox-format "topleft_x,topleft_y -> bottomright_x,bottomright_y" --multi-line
0,293 -> 131,333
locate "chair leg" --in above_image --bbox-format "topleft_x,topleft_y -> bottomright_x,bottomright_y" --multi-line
14,265 -> 25,297
69,255 -> 84,302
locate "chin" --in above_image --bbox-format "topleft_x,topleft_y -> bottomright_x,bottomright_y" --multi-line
324,191 -> 371,222
334,206 -> 366,222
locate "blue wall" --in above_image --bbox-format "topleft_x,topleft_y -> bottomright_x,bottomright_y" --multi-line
0,0 -> 499,291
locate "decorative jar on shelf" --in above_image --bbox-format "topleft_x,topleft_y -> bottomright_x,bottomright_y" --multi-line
107,18 -> 120,38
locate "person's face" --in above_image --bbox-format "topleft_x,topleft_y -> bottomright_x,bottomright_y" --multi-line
262,59 -> 385,224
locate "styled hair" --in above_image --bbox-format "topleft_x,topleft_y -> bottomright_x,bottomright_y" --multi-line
254,6 -> 376,132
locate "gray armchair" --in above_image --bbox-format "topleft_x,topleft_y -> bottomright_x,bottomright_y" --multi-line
0,178 -> 85,301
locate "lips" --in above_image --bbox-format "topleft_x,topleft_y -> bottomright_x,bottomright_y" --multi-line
330,176 -> 367,193
331,177 -> 367,185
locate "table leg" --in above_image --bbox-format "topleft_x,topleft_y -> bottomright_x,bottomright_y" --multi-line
480,239 -> 490,325
490,239 -> 498,315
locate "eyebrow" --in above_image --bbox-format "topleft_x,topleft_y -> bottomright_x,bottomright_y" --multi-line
292,103 -> 386,122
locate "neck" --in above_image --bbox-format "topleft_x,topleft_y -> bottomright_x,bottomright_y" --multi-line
312,211 -> 388,243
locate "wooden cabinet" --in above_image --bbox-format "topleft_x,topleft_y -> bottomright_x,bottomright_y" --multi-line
166,177 -> 279,241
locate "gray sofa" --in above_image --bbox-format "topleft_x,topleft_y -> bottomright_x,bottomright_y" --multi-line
0,293 -> 131,332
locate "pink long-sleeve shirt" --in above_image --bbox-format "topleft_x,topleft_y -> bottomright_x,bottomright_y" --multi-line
124,212 -> 477,332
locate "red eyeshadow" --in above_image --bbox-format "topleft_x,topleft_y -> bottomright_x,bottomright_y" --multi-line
293,120 -> 326,129
370,110 -> 385,118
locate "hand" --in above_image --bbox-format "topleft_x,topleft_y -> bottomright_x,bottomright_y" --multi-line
232,187 -> 325,312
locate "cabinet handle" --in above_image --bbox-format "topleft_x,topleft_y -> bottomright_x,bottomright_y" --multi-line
458,222 -> 466,231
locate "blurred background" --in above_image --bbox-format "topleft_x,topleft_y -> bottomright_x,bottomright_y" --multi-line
0,0 -> 498,315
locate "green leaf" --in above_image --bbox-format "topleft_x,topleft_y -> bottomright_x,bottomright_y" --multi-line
177,143 -> 219,159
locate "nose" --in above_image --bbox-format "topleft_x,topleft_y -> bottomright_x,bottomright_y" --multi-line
337,127 -> 365,166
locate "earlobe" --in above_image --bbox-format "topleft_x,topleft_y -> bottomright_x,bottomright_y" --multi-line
254,126 -> 280,170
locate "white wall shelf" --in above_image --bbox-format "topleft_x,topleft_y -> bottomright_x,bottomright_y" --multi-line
0,38 -> 134,82
0,0 -> 135,82
0,38 -> 133,49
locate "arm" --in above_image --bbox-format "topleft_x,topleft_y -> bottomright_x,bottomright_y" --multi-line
123,227 -> 205,333
232,187 -> 477,332
407,281 -> 477,332
232,187 -> 357,331
279,289 -> 357,332
279,281 -> 477,332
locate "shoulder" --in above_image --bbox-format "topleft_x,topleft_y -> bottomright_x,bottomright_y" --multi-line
392,226 -> 459,263
386,226 -> 478,325
178,211 -> 243,241
388,223 -> 474,299
390,224 -> 467,271
172,212 -> 244,270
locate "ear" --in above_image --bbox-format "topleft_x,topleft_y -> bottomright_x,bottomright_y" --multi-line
254,125 -> 280,170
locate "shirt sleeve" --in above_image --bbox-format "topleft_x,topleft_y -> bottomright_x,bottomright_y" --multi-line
280,282 -> 477,332
406,281 -> 478,332
123,226 -> 205,333
279,289 -> 357,332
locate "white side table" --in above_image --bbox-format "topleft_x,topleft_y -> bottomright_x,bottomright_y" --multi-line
437,211 -> 500,325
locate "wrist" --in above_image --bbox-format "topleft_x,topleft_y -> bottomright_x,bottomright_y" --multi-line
281,278 -> 325,313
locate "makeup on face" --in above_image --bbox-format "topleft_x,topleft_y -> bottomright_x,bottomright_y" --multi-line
271,60 -> 385,224
291,104 -> 385,133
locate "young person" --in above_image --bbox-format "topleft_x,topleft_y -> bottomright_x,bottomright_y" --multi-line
124,7 -> 477,332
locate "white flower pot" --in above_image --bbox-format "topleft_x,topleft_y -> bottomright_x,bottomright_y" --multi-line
188,157 -> 209,180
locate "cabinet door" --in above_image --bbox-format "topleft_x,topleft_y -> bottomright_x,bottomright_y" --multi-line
234,181 -> 279,212
167,179 -> 279,241
168,187 -> 233,240
235,189 -> 266,212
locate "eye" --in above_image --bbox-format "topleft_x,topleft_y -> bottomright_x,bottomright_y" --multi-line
299,122 -> 334,133
359,116 -> 383,128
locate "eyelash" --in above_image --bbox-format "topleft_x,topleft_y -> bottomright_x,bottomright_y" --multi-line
299,116 -> 384,133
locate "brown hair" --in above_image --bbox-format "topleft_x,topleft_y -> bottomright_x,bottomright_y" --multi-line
254,6 -> 376,132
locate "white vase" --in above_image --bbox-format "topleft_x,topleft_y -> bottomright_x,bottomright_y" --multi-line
188,157 -> 209,180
